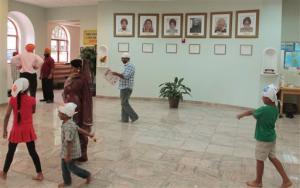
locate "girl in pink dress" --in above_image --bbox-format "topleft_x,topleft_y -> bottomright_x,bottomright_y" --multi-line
0,78 -> 43,181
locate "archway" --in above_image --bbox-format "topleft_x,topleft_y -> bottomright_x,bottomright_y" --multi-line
8,11 -> 35,53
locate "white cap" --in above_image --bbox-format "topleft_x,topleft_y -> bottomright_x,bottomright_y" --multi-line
263,84 -> 278,102
58,103 -> 78,117
11,78 -> 29,97
121,53 -> 130,58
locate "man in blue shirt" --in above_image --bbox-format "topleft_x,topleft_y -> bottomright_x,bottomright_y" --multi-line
112,53 -> 139,123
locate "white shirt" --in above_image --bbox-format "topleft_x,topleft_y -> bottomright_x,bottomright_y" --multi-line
11,51 -> 43,74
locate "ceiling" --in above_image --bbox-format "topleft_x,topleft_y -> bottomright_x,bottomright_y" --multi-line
15,0 -> 98,8
15,0 -> 245,8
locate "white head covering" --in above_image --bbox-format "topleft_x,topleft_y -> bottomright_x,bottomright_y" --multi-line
11,78 -> 29,97
263,84 -> 278,102
121,53 -> 130,58
58,102 -> 78,117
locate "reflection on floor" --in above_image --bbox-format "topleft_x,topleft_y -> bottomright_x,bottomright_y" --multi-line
0,91 -> 299,188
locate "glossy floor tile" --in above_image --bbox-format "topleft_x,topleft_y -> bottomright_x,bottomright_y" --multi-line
0,90 -> 299,188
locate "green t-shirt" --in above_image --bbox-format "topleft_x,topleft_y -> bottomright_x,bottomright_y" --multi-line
253,105 -> 278,142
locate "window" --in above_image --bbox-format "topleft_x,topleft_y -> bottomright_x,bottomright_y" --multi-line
7,18 -> 19,62
51,26 -> 69,63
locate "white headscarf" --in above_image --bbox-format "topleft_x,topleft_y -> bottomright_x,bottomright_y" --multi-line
263,84 -> 278,102
58,102 -> 78,117
11,78 -> 29,97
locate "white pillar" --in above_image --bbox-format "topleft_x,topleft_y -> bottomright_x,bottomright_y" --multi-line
0,0 -> 8,104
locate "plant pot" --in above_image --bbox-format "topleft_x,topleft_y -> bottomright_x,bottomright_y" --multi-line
168,97 -> 180,108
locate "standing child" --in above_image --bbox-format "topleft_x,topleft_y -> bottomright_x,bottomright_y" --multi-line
237,84 -> 292,188
57,102 -> 94,187
0,78 -> 43,181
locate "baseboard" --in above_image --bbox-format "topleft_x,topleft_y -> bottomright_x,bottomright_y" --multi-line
95,95 -> 251,110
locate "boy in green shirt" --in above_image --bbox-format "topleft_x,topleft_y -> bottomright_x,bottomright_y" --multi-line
237,84 -> 292,188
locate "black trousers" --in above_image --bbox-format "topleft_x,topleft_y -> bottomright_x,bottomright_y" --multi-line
42,78 -> 54,101
20,72 -> 37,97
3,141 -> 42,173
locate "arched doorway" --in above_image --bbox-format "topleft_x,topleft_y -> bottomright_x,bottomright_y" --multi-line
7,11 -> 35,86
8,11 -> 35,53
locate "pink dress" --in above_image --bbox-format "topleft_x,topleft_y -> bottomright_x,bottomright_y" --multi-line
8,95 -> 37,143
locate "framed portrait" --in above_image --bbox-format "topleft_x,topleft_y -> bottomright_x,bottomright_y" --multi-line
142,43 -> 154,53
210,11 -> 232,38
114,13 -> 135,37
162,14 -> 183,38
118,43 -> 129,52
236,10 -> 259,38
166,43 -> 177,54
240,44 -> 253,56
138,14 -> 159,38
214,44 -> 226,55
185,13 -> 207,38
189,44 -> 201,54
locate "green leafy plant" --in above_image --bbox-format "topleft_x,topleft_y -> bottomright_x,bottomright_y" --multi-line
159,77 -> 191,100
80,46 -> 97,81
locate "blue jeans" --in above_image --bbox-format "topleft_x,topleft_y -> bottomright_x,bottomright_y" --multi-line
61,159 -> 90,185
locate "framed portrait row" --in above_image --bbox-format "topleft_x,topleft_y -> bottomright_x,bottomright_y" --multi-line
114,10 -> 259,38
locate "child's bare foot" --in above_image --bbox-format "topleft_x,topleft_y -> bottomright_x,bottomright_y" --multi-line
32,172 -> 44,181
86,175 -> 91,184
280,181 -> 292,188
58,183 -> 71,188
246,180 -> 262,187
0,171 -> 7,180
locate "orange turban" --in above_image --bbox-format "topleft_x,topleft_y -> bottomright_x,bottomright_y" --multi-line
44,48 -> 51,54
25,43 -> 35,52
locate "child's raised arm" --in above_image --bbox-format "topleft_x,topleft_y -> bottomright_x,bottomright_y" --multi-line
3,104 -> 13,139
237,110 -> 254,119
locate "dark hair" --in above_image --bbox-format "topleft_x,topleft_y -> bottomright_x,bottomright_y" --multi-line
44,53 -> 50,58
169,19 -> 176,26
144,19 -> 152,26
120,18 -> 128,25
243,17 -> 251,25
70,59 -> 82,68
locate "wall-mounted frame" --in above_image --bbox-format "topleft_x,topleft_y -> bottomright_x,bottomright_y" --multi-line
138,14 -> 159,38
214,44 -> 226,55
240,44 -> 253,56
142,43 -> 154,53
114,13 -> 135,37
235,10 -> 259,38
166,43 -> 177,54
162,14 -> 183,38
118,43 -> 129,52
210,11 -> 232,38
189,44 -> 201,54
185,13 -> 207,38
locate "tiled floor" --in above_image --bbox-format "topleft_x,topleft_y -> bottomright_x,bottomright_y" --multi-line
0,91 -> 299,188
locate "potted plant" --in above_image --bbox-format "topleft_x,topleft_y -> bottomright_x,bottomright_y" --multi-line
80,46 -> 97,96
159,77 -> 191,108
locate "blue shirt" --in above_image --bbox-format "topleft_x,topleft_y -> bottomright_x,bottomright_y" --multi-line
119,63 -> 135,89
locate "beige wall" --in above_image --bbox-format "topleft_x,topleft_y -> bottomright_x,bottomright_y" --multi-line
47,23 -> 80,61
0,0 -> 8,103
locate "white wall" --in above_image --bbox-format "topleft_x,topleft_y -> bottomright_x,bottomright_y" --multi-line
96,0 -> 282,108
47,23 -> 80,61
46,6 -> 97,47
0,0 -> 8,104
281,0 -> 300,41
